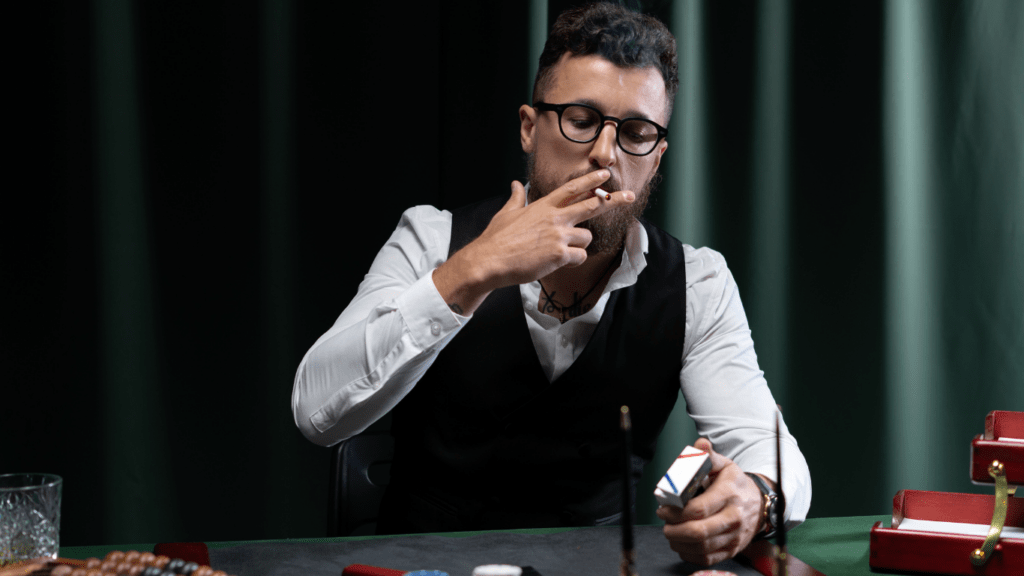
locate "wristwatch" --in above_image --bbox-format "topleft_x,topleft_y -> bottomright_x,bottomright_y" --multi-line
746,473 -> 780,539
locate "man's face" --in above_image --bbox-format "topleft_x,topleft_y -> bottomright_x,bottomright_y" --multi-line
520,53 -> 669,255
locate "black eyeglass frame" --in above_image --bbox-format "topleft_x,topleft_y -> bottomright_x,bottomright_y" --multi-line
533,101 -> 668,156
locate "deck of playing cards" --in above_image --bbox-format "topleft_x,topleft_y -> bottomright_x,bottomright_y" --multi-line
653,446 -> 712,509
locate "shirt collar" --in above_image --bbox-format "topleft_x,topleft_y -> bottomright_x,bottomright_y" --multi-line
606,219 -> 648,293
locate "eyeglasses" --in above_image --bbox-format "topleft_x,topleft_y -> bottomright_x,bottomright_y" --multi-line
533,101 -> 668,156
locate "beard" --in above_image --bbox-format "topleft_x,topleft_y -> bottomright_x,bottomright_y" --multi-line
526,153 -> 660,256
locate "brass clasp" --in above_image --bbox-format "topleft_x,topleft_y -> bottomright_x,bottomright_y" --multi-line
969,460 -> 1009,566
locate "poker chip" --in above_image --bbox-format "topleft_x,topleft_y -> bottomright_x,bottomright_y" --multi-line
473,565 -> 523,576
689,571 -> 738,576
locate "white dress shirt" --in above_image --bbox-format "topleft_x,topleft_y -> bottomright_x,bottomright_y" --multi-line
291,203 -> 812,526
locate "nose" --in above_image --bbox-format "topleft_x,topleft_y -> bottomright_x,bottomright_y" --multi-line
588,121 -> 618,168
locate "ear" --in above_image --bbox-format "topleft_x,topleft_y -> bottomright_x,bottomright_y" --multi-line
519,104 -> 537,154
651,139 -> 668,171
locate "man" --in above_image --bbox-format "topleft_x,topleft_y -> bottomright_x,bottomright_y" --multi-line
292,2 -> 810,566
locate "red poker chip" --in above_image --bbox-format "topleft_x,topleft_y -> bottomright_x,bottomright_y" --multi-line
690,571 -> 738,576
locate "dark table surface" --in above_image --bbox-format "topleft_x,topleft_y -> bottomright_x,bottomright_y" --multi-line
61,515 -> 888,576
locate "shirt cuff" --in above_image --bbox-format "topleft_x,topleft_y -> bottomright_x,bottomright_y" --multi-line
742,456 -> 811,528
395,269 -> 467,350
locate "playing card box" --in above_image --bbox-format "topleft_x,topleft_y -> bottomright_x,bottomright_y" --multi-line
653,446 -> 711,509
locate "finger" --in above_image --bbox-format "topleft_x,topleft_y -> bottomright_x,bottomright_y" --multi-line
680,479 -> 729,522
543,169 -> 611,207
664,507 -> 740,544
561,245 -> 589,268
595,187 -> 631,203
563,189 -> 636,226
656,505 -> 685,524
564,227 -> 593,249
504,180 -> 527,211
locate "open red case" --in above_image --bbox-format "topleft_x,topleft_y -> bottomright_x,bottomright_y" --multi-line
869,411 -> 1024,575
971,410 -> 1024,486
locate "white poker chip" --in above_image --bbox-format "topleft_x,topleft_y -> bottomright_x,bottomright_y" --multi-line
472,565 -> 522,576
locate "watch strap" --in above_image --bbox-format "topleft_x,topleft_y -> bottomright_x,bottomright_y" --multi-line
746,473 -> 778,539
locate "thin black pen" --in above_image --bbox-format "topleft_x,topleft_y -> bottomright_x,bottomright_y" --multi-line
620,406 -> 637,576
776,412 -> 787,576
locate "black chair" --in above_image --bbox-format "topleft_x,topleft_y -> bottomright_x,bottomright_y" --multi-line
326,428 -> 395,537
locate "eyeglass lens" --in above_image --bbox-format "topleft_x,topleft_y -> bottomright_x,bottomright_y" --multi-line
560,105 -> 661,155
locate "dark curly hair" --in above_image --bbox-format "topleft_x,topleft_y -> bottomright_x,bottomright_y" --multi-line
532,2 -> 679,121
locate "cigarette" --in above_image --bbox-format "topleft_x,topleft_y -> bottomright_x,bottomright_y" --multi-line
596,187 -> 612,201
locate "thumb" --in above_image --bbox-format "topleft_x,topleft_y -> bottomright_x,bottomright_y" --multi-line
693,437 -> 729,474
505,180 -> 527,210
694,437 -> 713,453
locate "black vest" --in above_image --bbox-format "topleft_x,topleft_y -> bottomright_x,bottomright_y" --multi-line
377,196 -> 686,534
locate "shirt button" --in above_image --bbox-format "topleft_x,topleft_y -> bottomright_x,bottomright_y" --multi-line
430,321 -> 442,336
560,334 -> 569,348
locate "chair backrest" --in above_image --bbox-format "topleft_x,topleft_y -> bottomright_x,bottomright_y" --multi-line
327,430 -> 395,537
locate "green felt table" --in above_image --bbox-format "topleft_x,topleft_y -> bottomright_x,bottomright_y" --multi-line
59,515 -> 889,576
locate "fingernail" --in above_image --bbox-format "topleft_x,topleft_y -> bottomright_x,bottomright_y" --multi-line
625,192 -> 635,201
600,169 -> 610,179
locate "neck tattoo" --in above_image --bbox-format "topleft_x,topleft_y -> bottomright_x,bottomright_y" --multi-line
538,253 -> 620,322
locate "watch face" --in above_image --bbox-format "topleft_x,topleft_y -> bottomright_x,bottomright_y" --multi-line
746,474 -> 778,536
764,494 -> 779,535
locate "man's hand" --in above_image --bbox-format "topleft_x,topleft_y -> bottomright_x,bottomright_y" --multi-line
656,438 -> 766,566
433,170 -> 635,315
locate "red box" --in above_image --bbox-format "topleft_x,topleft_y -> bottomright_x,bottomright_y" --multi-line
870,410 -> 1024,576
869,490 -> 1023,575
971,411 -> 1024,485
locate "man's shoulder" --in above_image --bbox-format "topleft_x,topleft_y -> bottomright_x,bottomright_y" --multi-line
384,205 -> 454,260
637,220 -> 728,267
399,204 -> 452,225
634,220 -> 730,290
682,245 -> 730,292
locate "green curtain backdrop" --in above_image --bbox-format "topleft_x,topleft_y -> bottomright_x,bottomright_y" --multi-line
5,0 -> 1021,545
881,0 -> 1024,496
649,0 -> 1023,522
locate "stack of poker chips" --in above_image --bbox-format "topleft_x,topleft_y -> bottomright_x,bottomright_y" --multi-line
46,550 -> 234,576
